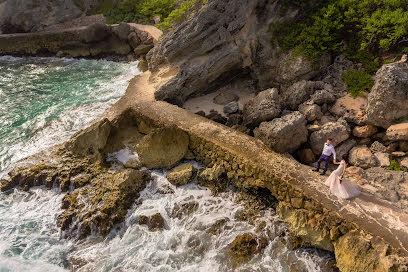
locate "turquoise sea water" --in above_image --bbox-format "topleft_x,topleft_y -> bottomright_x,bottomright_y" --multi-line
0,56 -> 140,177
0,57 -> 334,272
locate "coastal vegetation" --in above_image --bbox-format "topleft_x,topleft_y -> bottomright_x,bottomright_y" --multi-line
341,69 -> 374,97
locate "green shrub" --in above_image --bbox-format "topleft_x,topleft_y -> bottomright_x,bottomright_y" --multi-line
158,0 -> 207,31
341,69 -> 374,97
272,0 -> 408,72
387,160 -> 407,171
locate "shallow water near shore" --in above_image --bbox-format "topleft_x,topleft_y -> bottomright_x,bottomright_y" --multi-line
0,57 -> 335,271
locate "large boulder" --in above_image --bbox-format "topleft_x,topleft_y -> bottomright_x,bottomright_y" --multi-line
227,233 -> 261,266
366,62 -> 408,128
349,146 -> 378,169
81,23 -> 110,43
311,89 -> 336,105
309,119 -> 350,155
243,88 -> 281,127
280,80 -> 325,110
137,126 -> 189,169
385,123 -> 408,141
352,125 -> 378,138
299,102 -> 323,122
254,112 -> 307,153
336,139 -> 356,160
112,22 -> 131,41
330,94 -> 368,125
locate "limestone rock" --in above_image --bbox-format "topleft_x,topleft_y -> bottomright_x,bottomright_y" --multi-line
349,146 -> 378,169
207,111 -> 227,125
166,163 -> 197,186
353,125 -> 378,138
81,23 -> 110,43
400,141 -> 408,152
254,112 -> 307,153
311,89 -> 336,105
296,149 -> 316,165
198,164 -> 225,182
281,81 -> 325,110
385,123 -> 408,141
112,22 -> 131,41
223,101 -> 239,114
227,233 -> 260,266
336,139 -> 357,161
213,92 -> 239,105
401,157 -> 408,168
136,126 -> 189,169
330,94 -> 368,125
243,88 -> 281,128
374,152 -> 390,167
309,119 -> 350,155
148,213 -> 166,231
392,151 -> 406,158
345,166 -> 367,185
299,103 -> 323,122
171,201 -> 199,219
366,63 -> 408,128
226,114 -> 243,127
370,141 -> 387,153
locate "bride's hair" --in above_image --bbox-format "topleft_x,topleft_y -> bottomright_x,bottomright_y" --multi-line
342,155 -> 348,164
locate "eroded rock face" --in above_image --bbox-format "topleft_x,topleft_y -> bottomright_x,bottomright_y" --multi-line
243,88 -> 281,128
146,0 -> 327,105
254,112 -> 307,153
366,63 -> 408,128
137,126 -> 189,169
309,119 -> 350,155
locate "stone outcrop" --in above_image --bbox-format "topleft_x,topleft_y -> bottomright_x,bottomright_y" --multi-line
166,163 -> 197,186
309,119 -> 350,155
227,233 -> 263,266
280,80 -> 325,110
146,0 -> 329,105
366,63 -> 408,128
242,88 -> 281,127
137,126 -> 189,169
299,102 -> 323,122
254,112 -> 307,153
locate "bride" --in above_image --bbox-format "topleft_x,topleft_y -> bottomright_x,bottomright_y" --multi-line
325,156 -> 360,199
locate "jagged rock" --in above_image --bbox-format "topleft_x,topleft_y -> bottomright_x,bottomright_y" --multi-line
112,22 -> 131,41
226,114 -> 243,127
299,102 -> 323,122
147,0 -> 328,105
281,81 -> 325,110
385,123 -> 408,141
322,55 -> 359,93
374,152 -> 390,167
311,89 -> 336,105
353,125 -> 378,138
345,166 -> 367,185
242,88 -> 281,127
128,31 -> 141,48
366,63 -> 408,128
330,94 -> 368,125
254,112 -> 307,153
336,139 -> 357,160
213,92 -> 239,105
148,213 -> 166,231
171,201 -> 199,219
207,111 -> 227,124
136,126 -> 189,169
166,163 -> 197,186
207,218 -> 230,235
370,141 -> 387,153
81,23 -> 110,43
296,149 -> 316,164
309,119 -> 350,155
198,164 -> 225,182
0,0 -> 83,33
224,101 -> 239,114
349,146 -> 378,169
227,233 -> 261,266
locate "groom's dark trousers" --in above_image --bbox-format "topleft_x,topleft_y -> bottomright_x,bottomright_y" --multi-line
316,154 -> 330,173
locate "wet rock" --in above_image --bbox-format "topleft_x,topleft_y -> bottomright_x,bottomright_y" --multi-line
148,213 -> 166,231
223,101 -> 239,114
385,123 -> 408,141
136,126 -> 189,169
374,152 -> 391,167
311,89 -> 336,105
166,163 -> 197,186
206,218 -> 230,235
309,119 -> 350,155
281,81 -> 325,110
336,139 -> 357,160
296,149 -> 316,165
299,102 -> 323,122
242,88 -> 281,128
81,23 -> 110,43
330,94 -> 368,125
322,55 -> 359,93
156,183 -> 175,194
112,22 -> 131,41
213,92 -> 239,105
353,125 -> 378,138
227,233 -> 260,266
370,141 -> 387,153
138,215 -> 149,225
254,112 -> 307,153
171,201 -> 199,219
349,146 -> 378,169
366,63 -> 408,128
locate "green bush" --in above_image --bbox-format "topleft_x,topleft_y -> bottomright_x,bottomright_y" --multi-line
272,0 -> 408,71
387,160 -> 407,171
341,69 -> 374,97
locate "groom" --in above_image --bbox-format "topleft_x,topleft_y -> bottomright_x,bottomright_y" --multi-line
313,138 -> 336,176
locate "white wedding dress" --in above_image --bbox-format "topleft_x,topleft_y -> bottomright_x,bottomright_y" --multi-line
325,162 -> 360,199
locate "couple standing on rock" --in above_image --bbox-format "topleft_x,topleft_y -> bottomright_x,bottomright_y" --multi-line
313,138 -> 360,199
